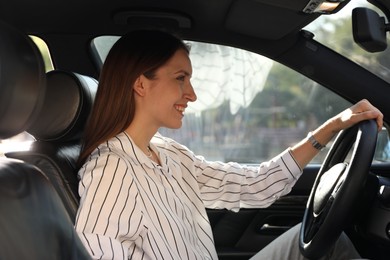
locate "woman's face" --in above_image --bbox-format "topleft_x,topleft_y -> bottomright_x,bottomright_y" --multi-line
141,48 -> 197,129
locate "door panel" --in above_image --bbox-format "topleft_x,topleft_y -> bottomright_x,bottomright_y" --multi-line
209,162 -> 390,259
208,165 -> 319,259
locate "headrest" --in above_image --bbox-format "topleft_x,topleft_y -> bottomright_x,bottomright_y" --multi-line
27,70 -> 98,142
0,22 -> 46,139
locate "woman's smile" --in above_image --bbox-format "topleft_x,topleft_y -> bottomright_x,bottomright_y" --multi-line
174,104 -> 186,115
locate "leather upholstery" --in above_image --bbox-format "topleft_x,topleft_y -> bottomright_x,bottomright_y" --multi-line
0,22 -> 90,259
0,21 -> 46,139
0,157 -> 91,259
28,70 -> 97,142
7,70 -> 98,221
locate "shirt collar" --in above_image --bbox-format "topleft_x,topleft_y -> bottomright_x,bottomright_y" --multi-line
111,132 -> 168,169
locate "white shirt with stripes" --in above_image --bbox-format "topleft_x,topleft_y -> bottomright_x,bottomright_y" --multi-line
75,132 -> 302,260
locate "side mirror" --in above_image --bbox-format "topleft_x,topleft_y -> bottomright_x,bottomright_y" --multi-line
352,7 -> 389,52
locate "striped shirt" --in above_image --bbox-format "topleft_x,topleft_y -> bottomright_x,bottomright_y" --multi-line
75,132 -> 302,260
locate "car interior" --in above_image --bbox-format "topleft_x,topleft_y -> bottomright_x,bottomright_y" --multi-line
1,0 -> 390,259
0,22 -> 90,259
6,70 -> 98,221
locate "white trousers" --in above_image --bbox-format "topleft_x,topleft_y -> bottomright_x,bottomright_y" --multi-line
250,223 -> 365,260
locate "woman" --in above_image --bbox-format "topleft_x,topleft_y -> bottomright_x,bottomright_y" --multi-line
75,30 -> 383,260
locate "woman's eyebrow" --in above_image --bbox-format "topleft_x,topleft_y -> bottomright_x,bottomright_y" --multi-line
174,69 -> 191,76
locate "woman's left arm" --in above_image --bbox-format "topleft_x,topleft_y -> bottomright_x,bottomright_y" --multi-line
291,99 -> 383,169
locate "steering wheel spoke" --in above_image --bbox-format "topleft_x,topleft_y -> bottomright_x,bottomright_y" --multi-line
299,120 -> 378,259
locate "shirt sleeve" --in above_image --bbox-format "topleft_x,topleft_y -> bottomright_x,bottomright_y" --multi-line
75,151 -> 145,260
193,148 -> 302,212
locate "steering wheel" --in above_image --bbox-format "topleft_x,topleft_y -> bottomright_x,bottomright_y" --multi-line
299,119 -> 378,259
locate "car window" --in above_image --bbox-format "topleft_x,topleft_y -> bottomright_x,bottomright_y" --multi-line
0,36 -> 53,157
91,36 -> 390,164
304,0 -> 390,163
30,36 -> 54,72
305,0 -> 390,84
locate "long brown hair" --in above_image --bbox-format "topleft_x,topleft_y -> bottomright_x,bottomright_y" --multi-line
78,30 -> 189,166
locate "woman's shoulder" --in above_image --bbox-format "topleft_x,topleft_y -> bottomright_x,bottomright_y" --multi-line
152,132 -> 189,152
152,132 -> 203,164
86,132 -> 136,161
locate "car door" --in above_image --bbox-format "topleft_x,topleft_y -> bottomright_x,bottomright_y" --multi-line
207,167 -> 316,259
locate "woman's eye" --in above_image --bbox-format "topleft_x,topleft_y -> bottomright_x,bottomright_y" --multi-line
177,75 -> 185,81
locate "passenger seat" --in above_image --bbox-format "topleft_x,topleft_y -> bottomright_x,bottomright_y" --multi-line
0,21 -> 90,259
6,70 -> 98,222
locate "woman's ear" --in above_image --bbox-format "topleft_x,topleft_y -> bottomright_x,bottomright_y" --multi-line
133,76 -> 146,97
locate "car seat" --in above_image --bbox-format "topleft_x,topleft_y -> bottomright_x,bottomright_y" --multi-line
6,70 -> 98,222
0,21 -> 91,259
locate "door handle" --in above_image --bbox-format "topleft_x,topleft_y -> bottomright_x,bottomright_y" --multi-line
258,215 -> 301,235
260,223 -> 293,233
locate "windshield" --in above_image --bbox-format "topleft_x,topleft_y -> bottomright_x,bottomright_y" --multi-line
305,0 -> 390,83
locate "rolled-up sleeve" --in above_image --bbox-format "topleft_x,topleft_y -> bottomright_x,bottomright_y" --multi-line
194,148 -> 302,212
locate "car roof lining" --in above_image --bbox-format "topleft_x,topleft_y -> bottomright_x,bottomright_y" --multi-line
225,0 -> 320,40
7,0 -> 385,116
0,0 -> 346,40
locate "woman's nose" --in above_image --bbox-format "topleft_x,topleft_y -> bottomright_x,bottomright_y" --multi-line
185,83 -> 197,102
